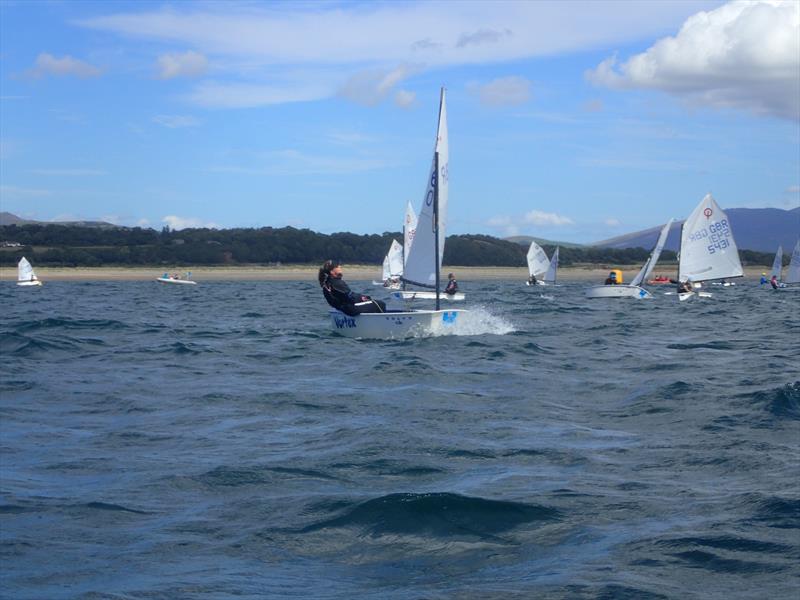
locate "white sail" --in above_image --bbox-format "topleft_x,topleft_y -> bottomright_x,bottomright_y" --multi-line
387,239 -> 403,278
631,219 -> 674,287
526,241 -> 550,277
678,194 -> 743,283
403,88 -> 448,288
770,245 -> 783,280
786,240 -> 800,284
17,257 -> 38,282
403,201 -> 417,266
544,246 -> 559,283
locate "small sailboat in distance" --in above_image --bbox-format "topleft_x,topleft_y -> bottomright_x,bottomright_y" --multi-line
156,271 -> 197,285
17,257 -> 42,287
373,239 -> 404,288
586,219 -> 673,299
526,242 -> 558,286
677,194 -> 742,301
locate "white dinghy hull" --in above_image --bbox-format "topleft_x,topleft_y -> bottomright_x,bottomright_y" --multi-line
156,277 -> 197,285
17,280 -> 42,287
329,309 -> 465,339
389,290 -> 465,302
585,285 -> 651,299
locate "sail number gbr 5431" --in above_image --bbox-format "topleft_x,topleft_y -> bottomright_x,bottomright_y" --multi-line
688,219 -> 732,254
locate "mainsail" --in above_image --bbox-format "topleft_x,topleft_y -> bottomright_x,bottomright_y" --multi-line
544,247 -> 559,283
403,200 -> 417,266
770,246 -> 784,281
526,241 -> 549,278
630,219 -> 674,287
786,240 -> 800,284
381,239 -> 404,281
18,257 -> 38,282
678,194 -> 743,283
402,88 -> 448,289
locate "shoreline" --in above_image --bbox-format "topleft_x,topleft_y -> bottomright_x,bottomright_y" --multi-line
0,264 -> 769,282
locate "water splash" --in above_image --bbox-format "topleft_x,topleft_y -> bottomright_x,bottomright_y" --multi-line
427,306 -> 516,337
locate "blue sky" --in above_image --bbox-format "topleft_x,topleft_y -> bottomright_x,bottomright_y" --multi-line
1,0 -> 798,243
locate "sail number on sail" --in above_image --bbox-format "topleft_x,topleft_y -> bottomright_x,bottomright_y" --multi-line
687,218 -> 733,254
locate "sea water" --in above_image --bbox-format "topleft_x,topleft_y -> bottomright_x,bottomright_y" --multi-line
1,280 -> 798,599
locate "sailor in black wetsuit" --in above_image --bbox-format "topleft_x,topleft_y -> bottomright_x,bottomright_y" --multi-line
318,260 -> 386,316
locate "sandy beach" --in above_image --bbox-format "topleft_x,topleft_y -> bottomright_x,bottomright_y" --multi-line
0,264 -> 769,282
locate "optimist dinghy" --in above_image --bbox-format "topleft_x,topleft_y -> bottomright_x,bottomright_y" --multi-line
328,88 -> 467,338
17,257 -> 42,287
676,194 -> 742,301
586,219 -> 673,299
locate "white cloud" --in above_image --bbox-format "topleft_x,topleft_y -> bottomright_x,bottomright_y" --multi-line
338,65 -> 416,106
394,89 -> 416,108
156,50 -> 208,79
29,168 -> 105,176
457,28 -> 513,48
486,215 -> 519,237
162,215 -> 220,230
152,115 -> 202,128
787,185 -> 800,194
605,218 -> 621,227
76,2 -> 715,106
26,53 -> 101,79
211,148 -> 392,176
472,76 -> 531,107
523,210 -> 574,226
184,81 -> 329,109
586,0 -> 800,120
0,185 -> 52,199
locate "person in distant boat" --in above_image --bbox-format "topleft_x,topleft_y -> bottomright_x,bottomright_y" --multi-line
760,272 -> 768,286
528,274 -> 538,286
319,260 -> 386,316
677,279 -> 693,294
604,271 -> 618,285
383,276 -> 400,288
445,273 -> 458,295
172,273 -> 180,280
770,275 -> 779,289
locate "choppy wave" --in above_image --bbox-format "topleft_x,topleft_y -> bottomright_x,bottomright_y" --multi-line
1,280 -> 798,599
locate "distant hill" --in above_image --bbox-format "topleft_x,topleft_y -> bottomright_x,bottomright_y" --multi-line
0,212 -> 119,229
593,207 -> 799,253
504,235 -> 585,249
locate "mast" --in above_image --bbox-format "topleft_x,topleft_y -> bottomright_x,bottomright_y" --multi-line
434,150 -> 440,311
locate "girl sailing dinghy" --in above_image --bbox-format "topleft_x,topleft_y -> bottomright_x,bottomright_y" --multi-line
329,88 -> 467,338
677,194 -> 742,302
586,219 -> 673,299
17,257 -> 42,287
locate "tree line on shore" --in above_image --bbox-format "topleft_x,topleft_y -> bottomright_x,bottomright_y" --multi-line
0,223 -> 778,268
